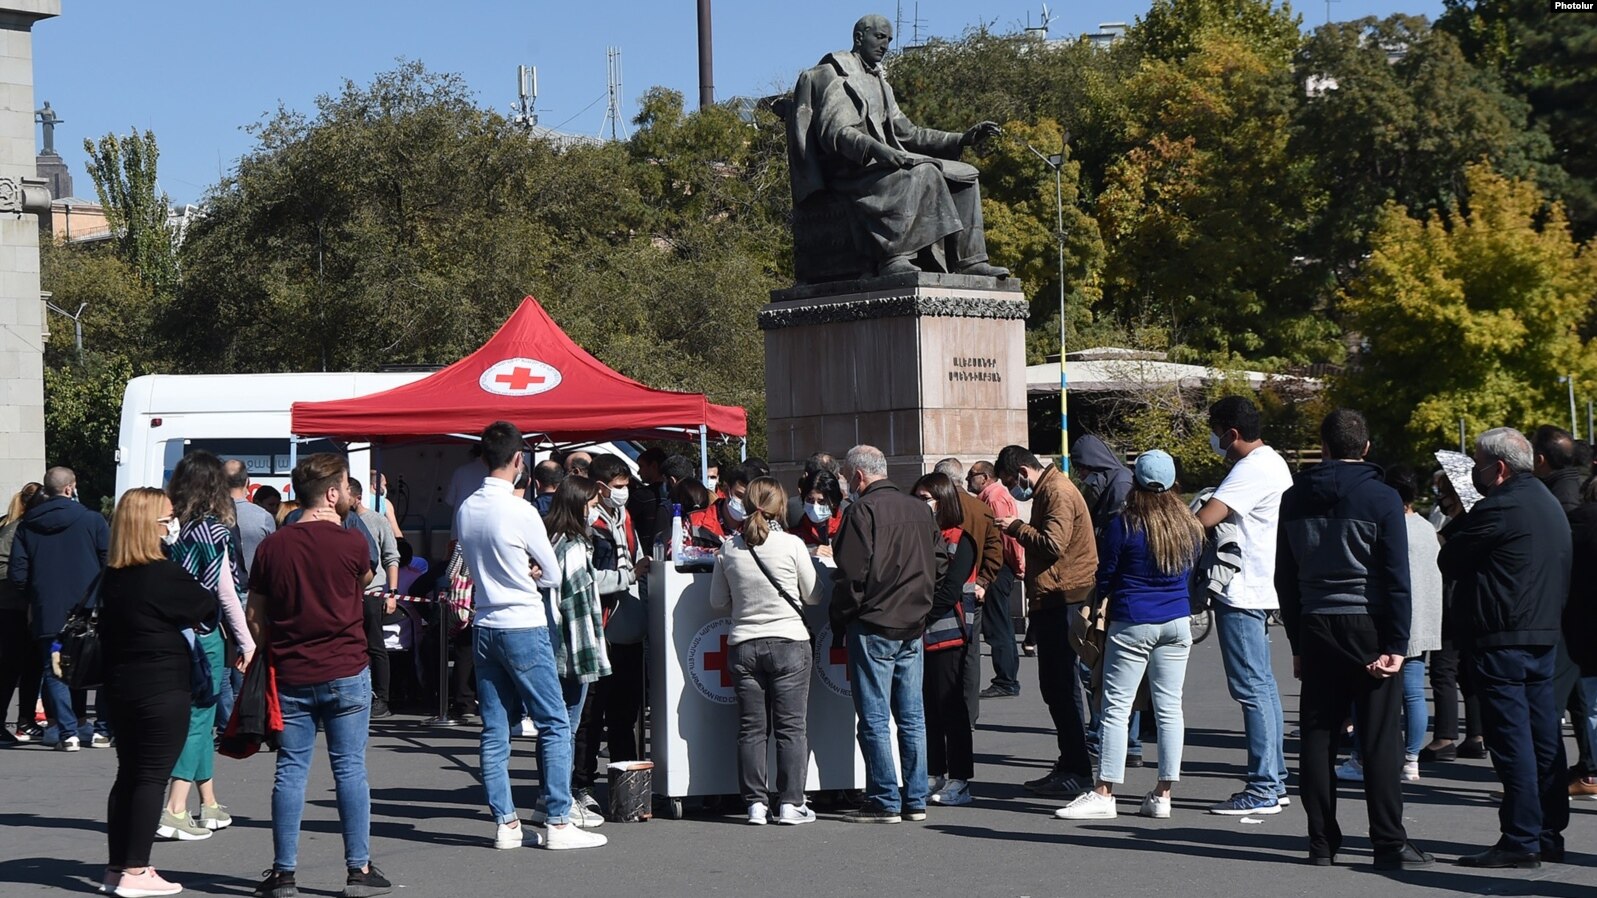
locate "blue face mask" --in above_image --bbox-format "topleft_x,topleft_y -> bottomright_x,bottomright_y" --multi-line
1009,477 -> 1034,502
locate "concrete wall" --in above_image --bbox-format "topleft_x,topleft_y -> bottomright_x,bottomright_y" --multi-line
0,2 -> 59,496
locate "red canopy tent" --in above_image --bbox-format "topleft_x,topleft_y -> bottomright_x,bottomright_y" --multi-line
290,296 -> 746,446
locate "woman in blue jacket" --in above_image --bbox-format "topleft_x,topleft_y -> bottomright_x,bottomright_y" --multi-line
1056,450 -> 1203,821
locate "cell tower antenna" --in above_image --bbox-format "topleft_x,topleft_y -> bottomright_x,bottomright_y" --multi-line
600,47 -> 629,141
513,64 -> 538,130
1324,0 -> 1340,23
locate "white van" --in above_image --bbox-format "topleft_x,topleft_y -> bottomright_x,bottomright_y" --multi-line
115,372 -> 637,558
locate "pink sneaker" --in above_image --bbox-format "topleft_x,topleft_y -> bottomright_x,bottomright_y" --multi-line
112,867 -> 182,897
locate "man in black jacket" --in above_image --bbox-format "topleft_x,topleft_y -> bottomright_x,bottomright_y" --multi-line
8,467 -> 109,751
1533,426 -> 1595,785
1277,410 -> 1431,870
831,444 -> 939,823
1438,427 -> 1572,868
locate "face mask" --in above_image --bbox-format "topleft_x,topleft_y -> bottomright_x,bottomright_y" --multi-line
587,507 -> 601,526
804,502 -> 832,524
1209,432 -> 1228,459
1009,477 -> 1033,502
705,477 -> 719,492
1470,463 -> 1496,497
924,498 -> 937,512
727,496 -> 748,522
161,518 -> 181,546
604,487 -> 629,510
67,492 -> 80,504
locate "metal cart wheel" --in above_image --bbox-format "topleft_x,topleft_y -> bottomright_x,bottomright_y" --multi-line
1190,609 -> 1215,645
664,798 -> 683,820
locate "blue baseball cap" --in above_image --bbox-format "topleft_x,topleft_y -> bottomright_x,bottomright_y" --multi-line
1133,450 -> 1177,492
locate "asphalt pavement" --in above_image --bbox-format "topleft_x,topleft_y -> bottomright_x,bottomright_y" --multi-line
2,630 -> 1592,898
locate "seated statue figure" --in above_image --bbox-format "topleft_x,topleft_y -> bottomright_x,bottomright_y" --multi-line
785,14 -> 1010,280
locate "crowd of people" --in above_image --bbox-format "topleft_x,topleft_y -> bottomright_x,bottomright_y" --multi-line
0,397 -> 1592,896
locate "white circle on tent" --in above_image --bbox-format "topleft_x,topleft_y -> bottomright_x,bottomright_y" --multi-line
813,623 -> 851,698
686,617 -> 737,705
479,358 -> 563,396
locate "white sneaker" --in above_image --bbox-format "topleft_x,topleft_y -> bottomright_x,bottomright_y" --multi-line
513,717 -> 539,738
91,733 -> 113,749
1277,794 -> 1292,807
930,779 -> 972,806
1334,758 -> 1364,782
530,799 -> 606,828
1055,790 -> 1117,820
494,820 -> 540,849
776,803 -> 817,825
544,823 -> 607,850
747,801 -> 769,825
1138,792 -> 1171,819
1403,759 -> 1421,782
57,735 -> 80,752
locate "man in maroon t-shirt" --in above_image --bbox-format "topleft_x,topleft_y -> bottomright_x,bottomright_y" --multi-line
246,453 -> 392,898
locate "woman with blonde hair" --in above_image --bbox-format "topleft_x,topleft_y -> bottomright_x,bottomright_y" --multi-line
1057,450 -> 1204,821
159,450 -> 256,840
709,476 -> 823,825
0,482 -> 43,741
99,487 -> 217,896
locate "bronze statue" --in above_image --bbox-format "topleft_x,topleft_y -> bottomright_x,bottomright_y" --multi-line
785,15 -> 1009,281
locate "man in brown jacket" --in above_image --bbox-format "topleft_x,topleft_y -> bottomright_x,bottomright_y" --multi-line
993,445 -> 1098,797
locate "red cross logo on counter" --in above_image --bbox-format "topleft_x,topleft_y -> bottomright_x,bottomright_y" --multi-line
702,634 -> 733,687
494,366 -> 546,392
829,646 -> 850,682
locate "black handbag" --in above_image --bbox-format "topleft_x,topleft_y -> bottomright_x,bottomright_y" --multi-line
185,630 -> 217,708
54,572 -> 105,690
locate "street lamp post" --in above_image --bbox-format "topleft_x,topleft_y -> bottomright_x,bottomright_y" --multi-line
1025,132 -> 1072,472
44,299 -> 87,361
1559,374 -> 1577,436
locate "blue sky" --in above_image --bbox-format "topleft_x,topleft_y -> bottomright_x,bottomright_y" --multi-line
35,1 -> 1443,205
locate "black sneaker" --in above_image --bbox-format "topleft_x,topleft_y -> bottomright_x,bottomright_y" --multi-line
979,685 -> 1019,699
902,807 -> 927,821
343,863 -> 393,897
370,699 -> 393,720
1456,739 -> 1487,759
1030,771 -> 1092,797
14,722 -> 44,743
1022,767 -> 1065,791
254,869 -> 298,898
840,804 -> 901,824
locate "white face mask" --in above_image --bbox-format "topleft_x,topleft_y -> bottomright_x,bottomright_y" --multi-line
705,476 -> 719,492
804,502 -> 832,524
604,486 -> 629,510
924,499 -> 937,513
161,518 -> 181,546
727,496 -> 748,522
587,507 -> 601,526
1210,432 -> 1228,459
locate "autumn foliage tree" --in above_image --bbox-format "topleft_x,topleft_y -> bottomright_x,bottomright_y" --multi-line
1336,164 -> 1597,459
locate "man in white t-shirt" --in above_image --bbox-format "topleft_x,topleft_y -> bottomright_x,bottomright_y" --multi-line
1197,396 -> 1295,816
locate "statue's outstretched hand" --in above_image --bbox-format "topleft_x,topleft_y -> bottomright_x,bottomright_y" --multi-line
962,121 -> 1003,147
874,143 -> 918,169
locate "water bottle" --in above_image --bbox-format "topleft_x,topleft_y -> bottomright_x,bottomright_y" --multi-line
669,503 -> 685,562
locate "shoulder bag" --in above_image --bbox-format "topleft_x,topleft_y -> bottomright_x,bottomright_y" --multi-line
748,543 -> 815,642
54,572 -> 105,690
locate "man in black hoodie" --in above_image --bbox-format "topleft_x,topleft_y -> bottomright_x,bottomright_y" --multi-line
1278,410 -> 1430,871
1439,427 -> 1572,869
9,467 -> 109,751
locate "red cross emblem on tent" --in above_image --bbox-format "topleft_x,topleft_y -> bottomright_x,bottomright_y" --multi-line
479,357 -> 563,397
687,618 -> 737,705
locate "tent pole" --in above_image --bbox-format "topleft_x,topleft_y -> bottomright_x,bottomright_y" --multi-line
740,438 -> 747,463
288,437 -> 300,498
698,425 -> 709,481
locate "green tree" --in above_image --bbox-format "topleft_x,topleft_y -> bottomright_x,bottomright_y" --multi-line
82,129 -> 176,293
1336,164 -> 1597,460
1131,0 -> 1304,67
1293,15 -> 1557,287
1095,33 -> 1334,364
1438,0 -> 1597,236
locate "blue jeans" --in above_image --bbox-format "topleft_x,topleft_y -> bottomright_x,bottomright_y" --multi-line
474,626 -> 578,825
272,669 -> 372,872
36,637 -> 91,742
1214,605 -> 1287,799
1099,618 -> 1191,784
846,623 -> 928,812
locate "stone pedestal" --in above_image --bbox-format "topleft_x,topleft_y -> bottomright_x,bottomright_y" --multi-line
0,2 -> 59,496
761,273 -> 1029,486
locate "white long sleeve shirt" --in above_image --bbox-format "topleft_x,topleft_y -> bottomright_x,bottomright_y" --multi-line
454,476 -> 561,629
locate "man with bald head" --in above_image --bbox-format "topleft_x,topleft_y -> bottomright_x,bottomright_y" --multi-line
9,466 -> 109,751
224,459 -> 276,576
787,15 -> 1009,278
